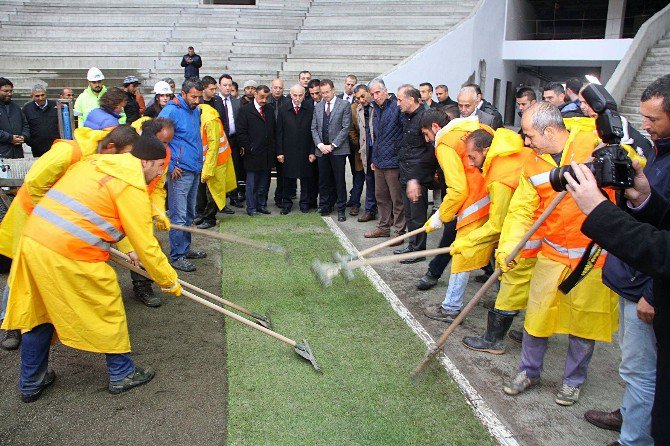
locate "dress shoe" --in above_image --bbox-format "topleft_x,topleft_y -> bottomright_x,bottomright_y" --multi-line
300,208 -> 310,213
247,211 -> 259,216
220,207 -> 235,215
257,207 -> 271,215
193,216 -> 204,226
108,366 -> 155,395
185,250 -> 207,259
400,256 -> 425,264
280,208 -> 291,215
349,206 -> 360,216
21,370 -> 56,403
196,220 -> 216,230
393,246 -> 415,255
584,409 -> 622,432
364,228 -> 390,238
317,207 -> 332,216
357,212 -> 376,222
230,199 -> 244,208
416,272 -> 439,290
337,210 -> 346,222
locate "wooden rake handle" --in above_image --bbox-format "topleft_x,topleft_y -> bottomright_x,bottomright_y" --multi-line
357,227 -> 427,258
171,223 -> 283,253
349,246 -> 452,269
411,191 -> 568,377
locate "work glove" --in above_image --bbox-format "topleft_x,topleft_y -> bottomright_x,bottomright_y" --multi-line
495,250 -> 516,273
152,214 -> 171,231
423,211 -> 443,234
449,239 -> 464,256
161,282 -> 182,297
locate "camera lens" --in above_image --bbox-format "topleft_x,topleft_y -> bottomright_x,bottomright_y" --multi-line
549,165 -> 572,192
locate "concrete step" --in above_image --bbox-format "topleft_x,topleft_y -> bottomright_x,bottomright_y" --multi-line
289,43 -> 420,58
282,59 -> 398,73
295,29 -> 442,42
8,56 -> 158,70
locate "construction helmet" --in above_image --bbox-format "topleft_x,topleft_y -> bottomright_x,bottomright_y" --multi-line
87,67 -> 105,82
153,81 -> 173,95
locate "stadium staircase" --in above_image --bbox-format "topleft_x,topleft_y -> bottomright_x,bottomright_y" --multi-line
0,0 -> 476,102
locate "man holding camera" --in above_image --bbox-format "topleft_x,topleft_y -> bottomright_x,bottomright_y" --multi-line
499,101 -> 617,406
582,75 -> 669,446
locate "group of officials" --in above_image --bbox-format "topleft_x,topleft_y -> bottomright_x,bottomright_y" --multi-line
0,62 -> 669,446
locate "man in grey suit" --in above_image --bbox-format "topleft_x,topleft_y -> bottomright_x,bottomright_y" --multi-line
311,79 -> 352,221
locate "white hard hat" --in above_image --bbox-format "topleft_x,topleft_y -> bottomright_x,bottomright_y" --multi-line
87,67 -> 105,82
153,81 -> 173,95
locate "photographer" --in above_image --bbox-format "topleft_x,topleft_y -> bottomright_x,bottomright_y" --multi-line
568,76 -> 670,446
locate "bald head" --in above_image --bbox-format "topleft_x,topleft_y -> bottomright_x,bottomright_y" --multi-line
457,86 -> 479,117
289,84 -> 305,106
521,101 -> 568,154
271,78 -> 285,99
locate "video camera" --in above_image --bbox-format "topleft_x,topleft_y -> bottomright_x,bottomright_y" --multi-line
549,83 -> 635,192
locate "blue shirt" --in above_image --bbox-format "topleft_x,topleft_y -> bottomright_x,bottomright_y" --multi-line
159,95 -> 202,173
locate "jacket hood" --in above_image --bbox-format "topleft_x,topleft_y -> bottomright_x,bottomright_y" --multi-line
92,152 -> 147,191
74,126 -> 112,157
198,103 -> 219,123
563,117 -> 596,133
483,128 -> 525,174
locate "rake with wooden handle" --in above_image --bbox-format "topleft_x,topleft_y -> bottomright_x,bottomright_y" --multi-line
109,252 -> 320,372
410,191 -> 568,378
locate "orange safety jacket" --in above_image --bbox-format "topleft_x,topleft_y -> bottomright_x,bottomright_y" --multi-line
23,161 -> 126,263
437,123 -> 495,229
201,119 -> 231,165
523,131 -> 613,269
147,146 -> 170,196
15,140 -> 82,214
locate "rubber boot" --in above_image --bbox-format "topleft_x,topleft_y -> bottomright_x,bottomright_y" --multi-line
462,309 -> 515,354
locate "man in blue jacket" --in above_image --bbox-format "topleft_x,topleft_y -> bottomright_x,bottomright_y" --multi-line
363,79 -> 405,241
158,79 -> 205,272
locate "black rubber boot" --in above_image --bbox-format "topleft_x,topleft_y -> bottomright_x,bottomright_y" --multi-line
132,280 -> 161,308
462,310 -> 515,354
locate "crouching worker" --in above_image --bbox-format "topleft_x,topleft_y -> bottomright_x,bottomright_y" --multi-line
1,135 -> 182,402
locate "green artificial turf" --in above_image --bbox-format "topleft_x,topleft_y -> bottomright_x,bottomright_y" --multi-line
219,214 -> 495,446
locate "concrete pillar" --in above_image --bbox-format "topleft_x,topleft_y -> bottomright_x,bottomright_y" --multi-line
605,0 -> 627,39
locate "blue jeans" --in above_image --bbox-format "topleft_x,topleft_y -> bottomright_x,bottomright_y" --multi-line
19,323 -> 135,395
619,297 -> 656,446
1,284 -> 8,320
245,170 -> 269,213
441,271 -> 470,311
168,170 -> 199,261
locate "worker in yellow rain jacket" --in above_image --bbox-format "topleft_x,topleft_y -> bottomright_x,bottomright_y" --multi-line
117,117 -> 174,308
421,116 -> 495,324
446,128 -> 539,355
193,104 -> 236,229
498,102 -> 618,406
0,125 -> 139,351
1,135 -> 181,402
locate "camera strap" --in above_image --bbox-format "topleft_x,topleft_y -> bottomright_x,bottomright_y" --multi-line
558,240 -> 602,294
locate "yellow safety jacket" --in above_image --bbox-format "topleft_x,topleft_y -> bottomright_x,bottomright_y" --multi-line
199,104 -> 236,210
0,127 -> 110,258
2,153 -> 177,353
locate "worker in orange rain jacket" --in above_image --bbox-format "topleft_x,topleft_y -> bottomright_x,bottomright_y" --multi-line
498,101 -> 618,407
421,116 -> 495,324
0,125 -> 139,351
192,103 -> 236,229
117,117 -> 174,308
443,127 -> 539,355
2,135 -> 181,403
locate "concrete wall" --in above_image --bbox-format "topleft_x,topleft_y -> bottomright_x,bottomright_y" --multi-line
381,0 -> 510,104
505,0 -> 535,41
606,3 -> 670,104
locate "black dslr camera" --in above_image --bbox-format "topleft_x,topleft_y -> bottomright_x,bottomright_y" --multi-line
549,84 -> 635,192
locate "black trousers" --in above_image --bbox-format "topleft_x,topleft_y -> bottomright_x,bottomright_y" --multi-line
195,182 -> 218,223
317,154 -> 347,211
229,134 -> 245,188
427,218 -> 457,278
401,183 -> 428,251
282,177 -> 309,211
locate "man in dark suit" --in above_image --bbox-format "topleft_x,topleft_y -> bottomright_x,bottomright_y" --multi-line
236,85 -> 275,216
311,79 -> 352,221
218,74 -> 245,207
269,77 -> 291,207
276,84 -> 315,214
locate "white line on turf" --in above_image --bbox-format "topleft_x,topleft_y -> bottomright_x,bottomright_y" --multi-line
323,217 -> 519,446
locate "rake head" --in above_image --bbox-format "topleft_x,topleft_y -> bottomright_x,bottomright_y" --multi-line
333,252 -> 354,282
311,259 -> 340,287
294,339 -> 321,372
251,312 -> 273,330
266,243 -> 291,263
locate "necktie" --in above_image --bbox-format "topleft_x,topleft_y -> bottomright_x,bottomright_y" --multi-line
221,98 -> 230,133
326,101 -> 330,117
295,105 -> 299,115
259,106 -> 265,120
